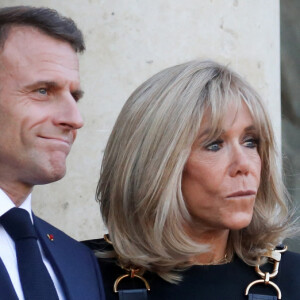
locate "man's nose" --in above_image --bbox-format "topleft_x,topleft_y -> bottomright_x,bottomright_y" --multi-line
53,93 -> 84,130
228,145 -> 250,177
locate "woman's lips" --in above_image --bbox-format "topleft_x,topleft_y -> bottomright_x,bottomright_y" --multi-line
226,190 -> 256,198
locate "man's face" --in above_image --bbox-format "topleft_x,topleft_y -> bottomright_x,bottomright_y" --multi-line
0,26 -> 84,187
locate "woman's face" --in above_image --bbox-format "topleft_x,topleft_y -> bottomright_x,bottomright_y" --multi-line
182,101 -> 261,232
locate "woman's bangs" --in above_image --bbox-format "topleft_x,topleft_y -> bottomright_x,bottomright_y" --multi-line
240,93 -> 269,145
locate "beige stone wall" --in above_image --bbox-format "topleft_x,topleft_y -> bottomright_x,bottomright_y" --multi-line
0,0 -> 280,240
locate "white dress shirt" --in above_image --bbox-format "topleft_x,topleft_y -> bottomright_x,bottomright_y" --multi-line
0,189 -> 65,300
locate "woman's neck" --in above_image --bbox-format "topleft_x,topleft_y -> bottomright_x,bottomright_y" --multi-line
188,228 -> 230,265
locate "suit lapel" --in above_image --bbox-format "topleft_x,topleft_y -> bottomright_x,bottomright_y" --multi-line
0,257 -> 19,300
33,214 -> 75,299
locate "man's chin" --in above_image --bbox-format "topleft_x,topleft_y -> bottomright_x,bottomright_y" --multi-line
49,169 -> 66,183
32,164 -> 67,185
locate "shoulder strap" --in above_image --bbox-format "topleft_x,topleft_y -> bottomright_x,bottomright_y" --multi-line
101,235 -> 150,300
245,245 -> 288,300
248,295 -> 277,300
119,289 -> 148,300
114,269 -> 150,300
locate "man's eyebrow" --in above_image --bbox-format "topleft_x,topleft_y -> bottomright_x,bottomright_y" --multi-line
24,81 -> 59,89
24,81 -> 84,99
71,89 -> 84,101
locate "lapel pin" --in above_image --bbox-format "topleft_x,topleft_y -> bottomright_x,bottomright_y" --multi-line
47,234 -> 54,241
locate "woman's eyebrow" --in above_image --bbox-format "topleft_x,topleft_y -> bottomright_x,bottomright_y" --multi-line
197,129 -> 224,142
244,125 -> 257,132
197,125 -> 257,141
197,129 -> 210,140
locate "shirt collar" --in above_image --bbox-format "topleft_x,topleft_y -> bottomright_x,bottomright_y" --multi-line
0,189 -> 32,222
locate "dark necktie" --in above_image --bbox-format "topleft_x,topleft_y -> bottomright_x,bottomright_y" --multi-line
0,208 -> 59,300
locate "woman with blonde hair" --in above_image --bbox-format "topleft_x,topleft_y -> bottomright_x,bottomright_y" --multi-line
85,60 -> 299,300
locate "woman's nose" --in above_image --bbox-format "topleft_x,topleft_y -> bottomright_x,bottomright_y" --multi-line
228,145 -> 250,177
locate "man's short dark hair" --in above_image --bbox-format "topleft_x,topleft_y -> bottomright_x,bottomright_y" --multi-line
0,6 -> 85,52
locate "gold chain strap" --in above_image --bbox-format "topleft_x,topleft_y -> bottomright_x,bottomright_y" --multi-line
103,234 -> 151,293
245,245 -> 288,299
113,266 -> 151,293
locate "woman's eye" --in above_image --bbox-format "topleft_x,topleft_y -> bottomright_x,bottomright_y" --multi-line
244,138 -> 259,149
205,140 -> 223,152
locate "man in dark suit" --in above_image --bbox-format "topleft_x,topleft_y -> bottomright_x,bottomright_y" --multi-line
0,6 -> 105,300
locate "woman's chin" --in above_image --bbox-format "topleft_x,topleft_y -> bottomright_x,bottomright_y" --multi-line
225,214 -> 253,230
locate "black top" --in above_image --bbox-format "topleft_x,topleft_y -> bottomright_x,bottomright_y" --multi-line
83,239 -> 300,300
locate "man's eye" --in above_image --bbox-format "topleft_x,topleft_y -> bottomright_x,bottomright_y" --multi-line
37,88 -> 47,95
205,140 -> 223,152
71,93 -> 80,102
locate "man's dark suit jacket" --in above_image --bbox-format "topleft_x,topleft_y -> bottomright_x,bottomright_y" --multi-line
0,214 -> 105,300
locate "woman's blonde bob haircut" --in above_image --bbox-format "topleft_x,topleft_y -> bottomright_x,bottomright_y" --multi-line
97,60 -> 294,282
